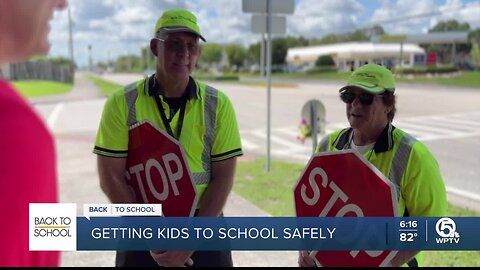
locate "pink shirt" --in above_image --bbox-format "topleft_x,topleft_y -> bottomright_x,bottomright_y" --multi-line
0,79 -> 59,266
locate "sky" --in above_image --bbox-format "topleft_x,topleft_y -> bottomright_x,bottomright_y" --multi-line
47,0 -> 480,68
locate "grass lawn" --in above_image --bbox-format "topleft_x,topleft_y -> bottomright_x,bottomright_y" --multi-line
12,80 -> 72,98
233,158 -> 480,267
241,71 -> 350,82
396,71 -> 480,88
274,71 -> 351,81
240,70 -> 480,89
85,74 -> 122,96
236,79 -> 298,88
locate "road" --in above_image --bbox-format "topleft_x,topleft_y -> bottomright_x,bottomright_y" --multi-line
34,72 -> 480,212
30,72 -> 479,266
224,79 -> 480,211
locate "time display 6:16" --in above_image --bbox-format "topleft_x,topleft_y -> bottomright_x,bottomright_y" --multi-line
400,220 -> 417,228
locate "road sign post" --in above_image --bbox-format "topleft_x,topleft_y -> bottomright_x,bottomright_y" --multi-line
242,0 -> 295,172
294,150 -> 398,266
126,121 -> 197,217
301,99 -> 326,154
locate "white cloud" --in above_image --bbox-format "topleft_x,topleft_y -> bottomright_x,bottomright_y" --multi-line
368,0 -> 438,34
45,0 -> 480,68
289,0 -> 364,37
187,0 -> 252,44
434,0 -> 480,29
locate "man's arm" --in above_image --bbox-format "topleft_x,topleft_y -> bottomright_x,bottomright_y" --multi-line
196,157 -> 237,216
389,251 -> 419,267
97,155 -> 135,203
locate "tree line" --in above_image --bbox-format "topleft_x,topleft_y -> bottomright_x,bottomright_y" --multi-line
102,20 -> 480,73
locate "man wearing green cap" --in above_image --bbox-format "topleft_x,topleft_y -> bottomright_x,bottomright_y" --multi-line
94,8 -> 242,267
298,64 -> 447,267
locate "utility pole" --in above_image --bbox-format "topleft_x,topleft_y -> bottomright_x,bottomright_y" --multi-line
127,48 -> 132,72
260,33 -> 265,77
68,6 -> 74,68
88,45 -> 93,72
107,50 -> 111,71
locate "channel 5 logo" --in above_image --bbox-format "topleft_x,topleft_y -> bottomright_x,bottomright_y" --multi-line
435,217 -> 460,244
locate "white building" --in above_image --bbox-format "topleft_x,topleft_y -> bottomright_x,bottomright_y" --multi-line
286,42 -> 426,71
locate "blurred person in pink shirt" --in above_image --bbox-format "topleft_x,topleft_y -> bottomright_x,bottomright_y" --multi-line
0,0 -> 67,266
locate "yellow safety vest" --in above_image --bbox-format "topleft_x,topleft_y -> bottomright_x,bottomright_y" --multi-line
94,75 -> 243,205
317,123 -> 447,266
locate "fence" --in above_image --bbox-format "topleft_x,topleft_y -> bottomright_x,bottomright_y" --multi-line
7,61 -> 74,83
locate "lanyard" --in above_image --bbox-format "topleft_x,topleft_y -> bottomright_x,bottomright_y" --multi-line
153,95 -> 186,140
345,130 -> 375,162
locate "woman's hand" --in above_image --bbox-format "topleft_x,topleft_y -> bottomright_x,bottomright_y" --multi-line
298,250 -> 316,267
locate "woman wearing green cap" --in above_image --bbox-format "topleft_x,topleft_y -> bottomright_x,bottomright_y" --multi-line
298,64 -> 447,267
94,8 -> 241,267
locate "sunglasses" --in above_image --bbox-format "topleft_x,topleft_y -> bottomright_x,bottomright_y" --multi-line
340,90 -> 384,106
155,38 -> 200,55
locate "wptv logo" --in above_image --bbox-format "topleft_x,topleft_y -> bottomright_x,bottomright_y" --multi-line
435,217 -> 460,244
29,203 -> 77,251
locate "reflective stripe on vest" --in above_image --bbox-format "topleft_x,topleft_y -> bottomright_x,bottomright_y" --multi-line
125,82 -> 138,127
390,133 -> 420,266
388,133 -> 417,201
124,83 -> 217,186
324,130 -> 417,202
199,86 -> 217,184
318,136 -> 329,152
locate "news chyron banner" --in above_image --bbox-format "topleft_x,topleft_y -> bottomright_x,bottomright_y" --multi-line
30,203 -> 479,251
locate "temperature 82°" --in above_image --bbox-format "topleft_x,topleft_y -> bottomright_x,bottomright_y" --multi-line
400,232 -> 418,242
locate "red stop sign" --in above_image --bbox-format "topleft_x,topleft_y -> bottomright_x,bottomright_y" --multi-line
294,150 -> 398,267
126,121 -> 197,217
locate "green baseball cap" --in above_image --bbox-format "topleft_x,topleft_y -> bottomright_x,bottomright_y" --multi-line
154,9 -> 206,41
340,64 -> 395,94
